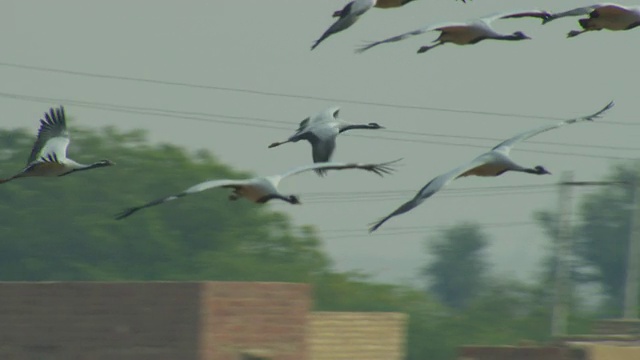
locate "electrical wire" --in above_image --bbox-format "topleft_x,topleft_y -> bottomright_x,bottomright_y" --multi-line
301,190 -> 558,204
0,91 -> 635,161
322,221 -> 542,240
301,184 -> 556,198
0,60 -> 637,126
383,129 -> 640,152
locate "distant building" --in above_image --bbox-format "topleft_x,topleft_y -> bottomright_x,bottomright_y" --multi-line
308,312 -> 407,360
458,319 -> 640,360
0,281 -> 407,360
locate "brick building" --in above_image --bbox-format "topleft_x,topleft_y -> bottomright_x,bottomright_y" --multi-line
0,282 -> 406,360
458,319 -> 640,360
308,312 -> 407,360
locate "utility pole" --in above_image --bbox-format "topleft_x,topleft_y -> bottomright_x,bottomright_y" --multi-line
551,171 -> 573,337
623,176 -> 640,319
550,176 -> 628,337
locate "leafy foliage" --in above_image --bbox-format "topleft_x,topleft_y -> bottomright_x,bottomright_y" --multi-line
0,124 -> 612,360
535,162 -> 640,315
423,222 -> 489,309
575,164 -> 638,314
0,126 -> 329,282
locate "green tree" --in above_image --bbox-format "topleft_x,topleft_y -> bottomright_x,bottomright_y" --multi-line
535,163 -> 639,315
423,222 -> 488,309
0,126 -> 329,282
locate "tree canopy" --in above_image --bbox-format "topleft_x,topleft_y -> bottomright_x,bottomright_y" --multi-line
0,123 -> 633,360
423,222 -> 489,309
0,126 -> 329,282
535,163 -> 640,315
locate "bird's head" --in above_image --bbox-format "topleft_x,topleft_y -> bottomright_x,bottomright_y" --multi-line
534,165 -> 551,175
94,159 -> 116,168
368,122 -> 384,129
288,195 -> 301,204
512,31 -> 531,40
539,11 -> 553,24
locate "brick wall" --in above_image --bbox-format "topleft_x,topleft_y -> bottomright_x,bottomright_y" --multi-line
0,281 -> 312,360
0,282 -> 407,360
580,344 -> 640,360
199,282 -> 311,360
0,281 -> 202,360
458,346 -> 586,360
307,312 -> 407,360
593,319 -> 640,335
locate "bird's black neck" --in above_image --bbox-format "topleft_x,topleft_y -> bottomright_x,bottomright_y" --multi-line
627,21 -> 640,30
522,167 -> 546,175
498,34 -> 523,41
257,194 -> 293,204
59,161 -> 110,177
339,124 -> 376,133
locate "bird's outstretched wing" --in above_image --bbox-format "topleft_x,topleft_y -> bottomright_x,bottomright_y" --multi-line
355,21 -> 462,53
293,107 -> 340,133
27,106 -> 70,164
369,155 -> 489,232
115,179 -> 250,220
334,1 -> 356,20
310,135 -> 337,176
280,159 -> 401,180
543,5 -> 603,24
312,1 -> 374,50
297,116 -> 312,132
268,107 -> 339,149
491,101 -> 614,155
356,9 -> 548,53
305,107 -> 340,130
482,9 -> 551,24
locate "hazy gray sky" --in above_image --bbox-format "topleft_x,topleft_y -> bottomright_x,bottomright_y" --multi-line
1,0 -> 638,285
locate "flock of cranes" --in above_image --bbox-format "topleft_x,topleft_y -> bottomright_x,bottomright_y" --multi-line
0,1 -> 636,233
312,2 -> 640,51
0,106 -> 399,218
0,99 -> 615,233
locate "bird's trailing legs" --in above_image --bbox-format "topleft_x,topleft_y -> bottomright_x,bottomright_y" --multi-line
417,42 -> 444,54
268,140 -> 291,148
567,29 -> 588,37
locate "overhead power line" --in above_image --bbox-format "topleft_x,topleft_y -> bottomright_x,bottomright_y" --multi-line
303,190 -> 554,205
383,129 -> 640,152
323,221 -> 542,239
0,91 -> 635,161
0,60 -> 637,126
301,184 -> 556,197
299,184 -> 604,205
302,190 -> 558,205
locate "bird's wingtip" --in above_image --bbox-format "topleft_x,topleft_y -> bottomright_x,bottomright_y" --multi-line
367,216 -> 388,233
368,222 -> 382,233
114,208 -> 136,220
541,13 -> 556,25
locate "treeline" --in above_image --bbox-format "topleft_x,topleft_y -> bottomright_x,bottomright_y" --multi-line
0,126 -> 636,359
